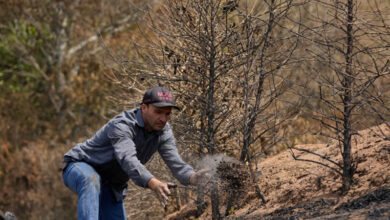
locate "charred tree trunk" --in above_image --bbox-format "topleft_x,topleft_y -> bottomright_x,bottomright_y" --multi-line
224,191 -> 236,217
211,182 -> 220,220
341,0 -> 355,193
196,186 -> 205,217
248,160 -> 267,203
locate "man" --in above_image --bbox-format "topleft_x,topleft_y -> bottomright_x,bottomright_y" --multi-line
61,86 -> 206,220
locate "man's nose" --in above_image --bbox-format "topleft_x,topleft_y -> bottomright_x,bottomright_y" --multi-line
160,115 -> 168,122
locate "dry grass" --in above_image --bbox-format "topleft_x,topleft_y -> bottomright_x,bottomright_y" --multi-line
0,140 -> 77,220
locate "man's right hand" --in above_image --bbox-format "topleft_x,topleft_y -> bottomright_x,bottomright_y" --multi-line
189,169 -> 212,186
147,178 -> 171,207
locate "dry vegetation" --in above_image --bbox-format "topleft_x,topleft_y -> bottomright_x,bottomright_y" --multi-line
0,0 -> 390,219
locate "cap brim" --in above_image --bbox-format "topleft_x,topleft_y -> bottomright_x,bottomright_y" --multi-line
152,102 -> 181,111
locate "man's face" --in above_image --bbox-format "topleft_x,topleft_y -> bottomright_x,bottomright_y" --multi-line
141,104 -> 172,132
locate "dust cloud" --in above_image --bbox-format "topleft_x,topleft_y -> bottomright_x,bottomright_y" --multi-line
195,154 -> 239,180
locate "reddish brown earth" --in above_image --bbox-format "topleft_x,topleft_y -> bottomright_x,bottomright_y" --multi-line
166,124 -> 390,219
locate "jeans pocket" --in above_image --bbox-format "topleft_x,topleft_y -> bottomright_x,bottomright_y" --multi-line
62,162 -> 74,188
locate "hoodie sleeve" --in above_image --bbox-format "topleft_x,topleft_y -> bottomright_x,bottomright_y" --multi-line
107,121 -> 154,188
158,127 -> 195,185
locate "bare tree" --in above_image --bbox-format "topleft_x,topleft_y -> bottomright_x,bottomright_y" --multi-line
219,0 -> 302,214
289,0 -> 390,193
120,0 -> 251,218
117,0 -> 305,218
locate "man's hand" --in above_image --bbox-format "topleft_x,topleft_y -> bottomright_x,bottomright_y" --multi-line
147,178 -> 172,207
189,169 -> 212,186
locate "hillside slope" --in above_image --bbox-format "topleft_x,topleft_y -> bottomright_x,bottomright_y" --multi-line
167,124 -> 390,219
229,123 -> 390,219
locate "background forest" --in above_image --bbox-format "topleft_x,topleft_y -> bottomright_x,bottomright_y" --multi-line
0,0 -> 389,219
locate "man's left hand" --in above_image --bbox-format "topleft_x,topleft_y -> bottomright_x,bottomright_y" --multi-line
147,178 -> 171,207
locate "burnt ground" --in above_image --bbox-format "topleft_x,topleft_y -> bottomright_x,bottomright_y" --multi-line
166,124 -> 390,220
233,187 -> 390,219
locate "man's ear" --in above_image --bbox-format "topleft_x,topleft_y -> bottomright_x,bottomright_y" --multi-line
141,104 -> 147,111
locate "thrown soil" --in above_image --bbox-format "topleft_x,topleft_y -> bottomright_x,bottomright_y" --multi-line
217,160 -> 250,193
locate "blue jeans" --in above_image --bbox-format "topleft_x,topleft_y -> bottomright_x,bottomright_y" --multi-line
62,162 -> 127,220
